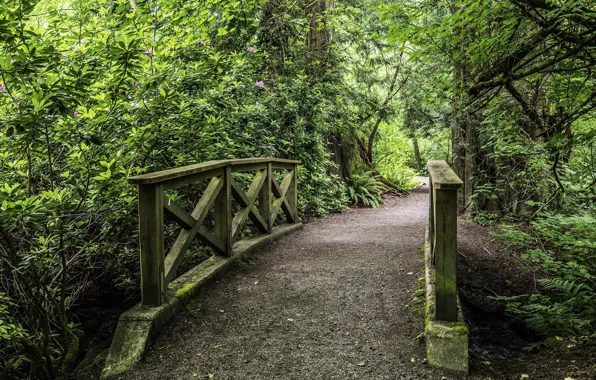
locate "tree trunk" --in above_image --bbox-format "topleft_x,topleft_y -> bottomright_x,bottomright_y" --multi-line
306,0 -> 329,63
451,64 -> 479,216
328,134 -> 350,179
412,137 -> 423,171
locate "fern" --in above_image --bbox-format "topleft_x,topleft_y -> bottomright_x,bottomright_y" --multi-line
494,210 -> 596,343
344,172 -> 385,208
538,278 -> 591,299
498,279 -> 595,340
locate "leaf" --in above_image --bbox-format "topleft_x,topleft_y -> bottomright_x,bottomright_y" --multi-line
208,374 -> 214,379
358,361 -> 366,367
520,375 -> 529,379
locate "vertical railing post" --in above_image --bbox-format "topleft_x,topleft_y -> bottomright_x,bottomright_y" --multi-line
258,162 -> 273,233
434,186 -> 458,322
215,165 -> 232,256
429,176 -> 435,263
138,183 -> 165,306
288,163 -> 298,222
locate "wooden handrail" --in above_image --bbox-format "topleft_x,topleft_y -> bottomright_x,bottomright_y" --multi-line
128,158 -> 300,185
131,158 -> 300,306
428,160 -> 462,322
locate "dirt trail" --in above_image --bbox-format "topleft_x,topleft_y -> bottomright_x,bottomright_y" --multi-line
123,184 -> 470,380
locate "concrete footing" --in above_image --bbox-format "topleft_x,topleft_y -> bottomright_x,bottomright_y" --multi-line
101,223 -> 303,379
424,227 -> 469,373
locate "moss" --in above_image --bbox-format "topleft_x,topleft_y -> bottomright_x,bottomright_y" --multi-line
452,322 -> 469,335
82,348 -> 109,371
418,243 -> 427,255
174,283 -> 199,303
62,333 -> 80,372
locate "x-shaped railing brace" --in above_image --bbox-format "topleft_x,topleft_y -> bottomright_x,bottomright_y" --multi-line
162,176 -> 224,283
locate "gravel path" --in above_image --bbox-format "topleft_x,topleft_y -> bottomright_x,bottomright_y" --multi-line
125,184 -> 470,380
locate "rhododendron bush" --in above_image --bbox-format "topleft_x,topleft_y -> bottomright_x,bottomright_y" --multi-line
0,0 -> 356,376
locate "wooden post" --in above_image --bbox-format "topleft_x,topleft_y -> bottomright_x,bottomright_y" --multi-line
138,183 -> 165,306
215,165 -> 232,256
287,164 -> 298,222
434,187 -> 458,322
429,176 -> 434,263
258,162 -> 272,232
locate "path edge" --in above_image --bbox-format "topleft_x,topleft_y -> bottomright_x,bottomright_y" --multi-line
101,223 -> 303,379
424,226 -> 469,373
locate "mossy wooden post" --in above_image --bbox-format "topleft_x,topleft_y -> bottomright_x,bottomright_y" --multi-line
215,165 -> 232,256
288,163 -> 298,222
428,176 -> 435,263
428,160 -> 463,322
258,162 -> 272,232
138,183 -> 165,306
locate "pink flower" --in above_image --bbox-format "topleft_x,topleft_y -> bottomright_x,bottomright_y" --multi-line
132,82 -> 139,88
246,47 -> 255,53
0,84 -> 4,91
73,111 -> 79,116
10,59 -> 16,64
255,101 -> 260,105
144,48 -> 154,57
196,40 -> 204,46
255,81 -> 265,88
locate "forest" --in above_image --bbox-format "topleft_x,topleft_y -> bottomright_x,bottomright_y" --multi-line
0,0 -> 594,378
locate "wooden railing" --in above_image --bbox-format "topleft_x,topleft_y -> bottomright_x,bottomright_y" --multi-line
128,158 -> 300,306
428,160 -> 463,321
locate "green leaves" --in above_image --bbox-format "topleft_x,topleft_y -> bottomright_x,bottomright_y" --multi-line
30,89 -> 52,113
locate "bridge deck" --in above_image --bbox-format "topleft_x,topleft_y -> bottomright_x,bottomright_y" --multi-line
125,183 -> 466,379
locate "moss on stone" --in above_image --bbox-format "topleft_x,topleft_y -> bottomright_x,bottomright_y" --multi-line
452,322 -> 469,335
174,283 -> 199,303
82,348 -> 109,371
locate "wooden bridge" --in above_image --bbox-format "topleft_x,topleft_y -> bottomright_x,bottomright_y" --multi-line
102,158 -> 467,379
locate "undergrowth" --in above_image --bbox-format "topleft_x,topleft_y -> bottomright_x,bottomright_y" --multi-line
493,211 -> 596,347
